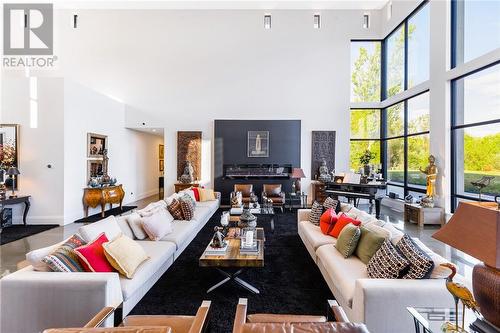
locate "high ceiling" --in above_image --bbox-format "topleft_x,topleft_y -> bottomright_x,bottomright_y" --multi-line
22,0 -> 390,10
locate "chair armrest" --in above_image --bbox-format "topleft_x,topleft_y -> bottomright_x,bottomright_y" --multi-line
1,269 -> 123,333
232,298 -> 248,333
189,300 -> 211,333
84,306 -> 117,328
327,300 -> 349,323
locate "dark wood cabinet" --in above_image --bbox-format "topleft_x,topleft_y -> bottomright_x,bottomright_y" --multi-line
174,183 -> 199,193
312,182 -> 327,204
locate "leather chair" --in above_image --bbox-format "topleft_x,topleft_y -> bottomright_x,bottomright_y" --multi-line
262,184 -> 285,212
232,298 -> 369,333
43,301 -> 211,333
231,184 -> 258,205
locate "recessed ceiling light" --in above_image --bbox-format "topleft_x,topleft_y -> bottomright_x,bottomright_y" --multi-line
264,14 -> 271,30
363,13 -> 370,29
314,14 -> 321,29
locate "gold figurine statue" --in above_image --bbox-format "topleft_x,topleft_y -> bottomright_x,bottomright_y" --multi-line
419,155 -> 437,208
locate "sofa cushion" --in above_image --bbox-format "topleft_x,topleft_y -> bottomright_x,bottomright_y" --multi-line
367,240 -> 410,279
167,199 -> 184,220
120,241 -> 176,300
74,233 -> 116,272
26,237 -> 70,272
179,199 -> 195,221
410,238 -> 452,279
309,201 -> 323,226
299,221 -> 336,250
126,212 -> 148,240
382,223 -> 405,245
319,208 -> 338,236
141,209 -> 174,241
160,221 -> 198,249
331,214 -> 361,238
355,226 -> 388,264
116,215 -> 135,239
335,224 -> 361,258
193,206 -> 212,223
199,188 -> 216,201
103,234 -> 149,279
79,215 -> 122,242
42,234 -> 87,272
323,197 -> 340,213
316,245 -> 368,306
397,234 -> 434,279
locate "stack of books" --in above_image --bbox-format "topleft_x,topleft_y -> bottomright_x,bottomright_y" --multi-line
205,243 -> 228,255
240,240 -> 260,255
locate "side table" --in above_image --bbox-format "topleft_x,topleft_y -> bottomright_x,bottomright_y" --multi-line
286,193 -> 308,211
0,195 -> 31,232
404,203 -> 445,228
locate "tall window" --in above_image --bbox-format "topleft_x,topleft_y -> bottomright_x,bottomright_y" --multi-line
451,63 -> 500,207
407,4 -> 430,88
385,25 -> 405,98
452,0 -> 500,67
350,41 -> 381,102
350,109 -> 381,171
384,92 -> 430,198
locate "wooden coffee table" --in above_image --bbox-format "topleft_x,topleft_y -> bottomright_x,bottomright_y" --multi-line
199,227 -> 264,294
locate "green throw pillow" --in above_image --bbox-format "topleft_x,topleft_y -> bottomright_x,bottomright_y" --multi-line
355,226 -> 387,264
335,224 -> 361,258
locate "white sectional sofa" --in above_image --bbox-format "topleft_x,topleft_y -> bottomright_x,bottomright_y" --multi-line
0,194 -> 220,333
298,204 -> 462,333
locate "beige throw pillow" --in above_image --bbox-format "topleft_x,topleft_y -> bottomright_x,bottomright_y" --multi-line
126,212 -> 148,240
103,234 -> 149,279
199,188 -> 216,201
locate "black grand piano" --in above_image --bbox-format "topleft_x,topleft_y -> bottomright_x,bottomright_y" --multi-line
324,181 -> 387,218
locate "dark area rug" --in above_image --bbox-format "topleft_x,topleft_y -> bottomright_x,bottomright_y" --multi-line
130,209 -> 333,332
74,206 -> 137,223
0,224 -> 59,245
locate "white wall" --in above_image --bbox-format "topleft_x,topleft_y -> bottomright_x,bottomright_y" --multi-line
1,77 -> 65,224
64,80 -> 164,224
44,9 -> 383,197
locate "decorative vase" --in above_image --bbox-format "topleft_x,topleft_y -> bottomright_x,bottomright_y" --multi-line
472,263 -> 500,328
238,208 -> 257,229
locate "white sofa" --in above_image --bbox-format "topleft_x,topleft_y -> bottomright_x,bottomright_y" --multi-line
298,204 -> 462,333
0,194 -> 220,333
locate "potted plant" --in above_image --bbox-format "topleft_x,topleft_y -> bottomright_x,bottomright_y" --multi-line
359,150 -> 375,176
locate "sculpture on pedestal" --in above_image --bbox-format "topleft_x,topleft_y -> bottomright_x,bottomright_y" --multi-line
419,155 -> 437,208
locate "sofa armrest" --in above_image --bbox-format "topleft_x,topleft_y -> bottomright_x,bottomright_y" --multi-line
1,269 -> 123,333
352,278 -> 455,333
297,209 -> 311,224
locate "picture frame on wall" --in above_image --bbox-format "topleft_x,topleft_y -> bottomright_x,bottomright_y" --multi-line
87,133 -> 107,158
159,144 -> 164,159
0,124 -> 20,189
159,160 -> 164,172
247,131 -> 269,158
87,159 -> 104,179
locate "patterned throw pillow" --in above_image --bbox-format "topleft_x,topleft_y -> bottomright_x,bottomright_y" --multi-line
335,224 -> 361,258
179,198 -> 195,221
397,234 -> 435,279
167,198 -> 184,220
323,197 -> 339,213
367,240 -> 410,279
178,192 -> 196,208
309,201 -> 323,226
42,234 -> 87,272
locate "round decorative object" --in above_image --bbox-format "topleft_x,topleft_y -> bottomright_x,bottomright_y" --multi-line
238,208 -> 257,228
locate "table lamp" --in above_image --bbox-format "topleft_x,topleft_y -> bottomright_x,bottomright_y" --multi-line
6,167 -> 20,198
291,168 -> 306,193
432,201 -> 500,328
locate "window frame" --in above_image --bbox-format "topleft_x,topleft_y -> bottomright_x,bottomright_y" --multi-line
349,108 -> 383,172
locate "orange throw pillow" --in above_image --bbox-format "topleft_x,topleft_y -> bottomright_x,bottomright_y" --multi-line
331,213 -> 361,238
320,208 -> 338,236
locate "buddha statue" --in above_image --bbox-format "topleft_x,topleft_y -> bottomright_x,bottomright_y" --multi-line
318,159 -> 332,182
419,155 -> 437,208
179,160 -> 195,184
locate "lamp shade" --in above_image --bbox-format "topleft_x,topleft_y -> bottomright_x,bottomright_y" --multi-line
6,167 -> 20,176
432,201 -> 500,268
291,168 -> 306,179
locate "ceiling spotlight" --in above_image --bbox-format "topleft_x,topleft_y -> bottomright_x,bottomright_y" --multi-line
264,14 -> 271,30
387,1 -> 393,20
363,13 -> 370,29
314,14 -> 321,29
73,14 -> 78,28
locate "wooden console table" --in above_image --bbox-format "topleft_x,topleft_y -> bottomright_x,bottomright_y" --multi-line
0,195 -> 31,228
404,203 -> 445,228
83,185 -> 125,217
174,183 -> 199,193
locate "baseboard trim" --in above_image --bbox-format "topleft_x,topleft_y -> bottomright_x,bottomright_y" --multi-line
11,215 -> 64,225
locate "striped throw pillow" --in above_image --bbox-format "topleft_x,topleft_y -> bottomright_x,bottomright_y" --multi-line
309,201 -> 323,226
167,198 -> 184,220
323,197 -> 339,212
42,234 -> 87,272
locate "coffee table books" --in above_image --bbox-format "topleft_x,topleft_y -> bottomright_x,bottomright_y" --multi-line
204,243 -> 229,255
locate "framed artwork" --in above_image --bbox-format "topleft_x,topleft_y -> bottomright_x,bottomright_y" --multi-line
247,131 -> 269,158
311,131 -> 336,179
87,133 -> 107,158
159,144 -> 164,159
87,160 -> 104,179
159,160 -> 164,172
0,124 -> 20,189
177,131 -> 201,180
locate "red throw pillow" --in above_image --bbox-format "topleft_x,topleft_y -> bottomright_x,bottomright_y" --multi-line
74,233 -> 116,272
319,208 -> 338,236
191,187 -> 200,201
330,213 -> 361,238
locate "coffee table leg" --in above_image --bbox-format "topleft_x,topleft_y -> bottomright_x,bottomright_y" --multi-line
207,269 -> 232,293
207,268 -> 260,294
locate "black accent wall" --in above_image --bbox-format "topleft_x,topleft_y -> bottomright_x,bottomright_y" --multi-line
214,120 -> 301,204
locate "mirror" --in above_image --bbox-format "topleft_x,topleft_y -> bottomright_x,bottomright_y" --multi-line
0,124 -> 20,190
